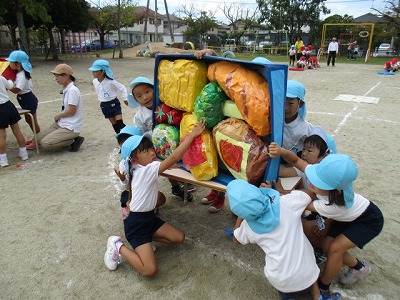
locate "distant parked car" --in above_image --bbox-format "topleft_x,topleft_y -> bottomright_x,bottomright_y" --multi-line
72,39 -> 114,53
373,43 -> 397,57
245,40 -> 258,51
258,41 -> 274,52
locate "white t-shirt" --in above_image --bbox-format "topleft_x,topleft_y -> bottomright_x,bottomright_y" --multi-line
133,106 -> 153,136
283,115 -> 314,153
328,41 -> 339,52
15,70 -> 32,94
234,190 -> 320,293
0,76 -> 14,104
313,193 -> 370,222
129,161 -> 160,212
92,77 -> 128,102
58,82 -> 83,133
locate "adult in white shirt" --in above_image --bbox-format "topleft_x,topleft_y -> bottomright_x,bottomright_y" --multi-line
327,37 -> 339,67
37,64 -> 84,152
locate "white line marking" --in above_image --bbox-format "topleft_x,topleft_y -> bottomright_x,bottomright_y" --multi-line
38,93 -> 95,105
333,82 -> 381,135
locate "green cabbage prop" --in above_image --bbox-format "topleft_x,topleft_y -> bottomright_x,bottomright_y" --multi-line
194,82 -> 227,128
152,124 -> 180,159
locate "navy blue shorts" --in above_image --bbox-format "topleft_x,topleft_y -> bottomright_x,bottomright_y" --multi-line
17,91 -> 39,113
0,101 -> 21,128
124,211 -> 165,249
279,284 -> 313,299
327,201 -> 384,249
100,98 -> 122,119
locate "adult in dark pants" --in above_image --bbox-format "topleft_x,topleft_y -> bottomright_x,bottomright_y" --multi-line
327,37 -> 339,67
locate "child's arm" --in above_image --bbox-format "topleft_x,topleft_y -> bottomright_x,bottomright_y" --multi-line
194,49 -> 218,59
268,142 -> 309,173
114,168 -> 126,182
233,217 -> 244,245
158,120 -> 205,174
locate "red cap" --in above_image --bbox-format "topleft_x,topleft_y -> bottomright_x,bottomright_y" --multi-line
385,61 -> 391,67
300,45 -> 305,51
308,45 -> 312,50
391,58 -> 398,64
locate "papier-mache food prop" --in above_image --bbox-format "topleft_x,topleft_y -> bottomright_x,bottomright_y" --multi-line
193,82 -> 227,129
152,124 -> 180,159
207,61 -> 271,136
154,103 -> 183,125
222,100 -> 244,120
180,114 -> 218,180
0,58 -> 17,81
158,59 -> 208,112
213,118 -> 269,186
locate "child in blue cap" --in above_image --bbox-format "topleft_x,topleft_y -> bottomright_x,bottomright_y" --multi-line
6,50 -> 41,150
88,59 -> 128,134
0,76 -> 29,167
103,120 -> 205,275
128,76 -> 196,201
227,179 -> 331,300
283,80 -> 314,157
114,125 -> 145,220
304,154 -> 383,294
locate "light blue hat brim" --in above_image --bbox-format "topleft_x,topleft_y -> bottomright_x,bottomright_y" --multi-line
121,132 -> 152,159
127,94 -> 140,109
88,60 -> 114,79
115,126 -> 142,139
227,179 -> 280,234
6,50 -> 32,73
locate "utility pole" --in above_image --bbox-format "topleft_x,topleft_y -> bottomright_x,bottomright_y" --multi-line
118,0 -> 123,58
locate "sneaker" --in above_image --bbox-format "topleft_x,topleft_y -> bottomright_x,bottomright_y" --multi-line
0,156 -> 9,167
69,136 -> 84,152
18,151 -> 29,161
339,261 -> 371,285
318,290 -> 342,300
208,193 -> 225,213
172,185 -> 193,202
315,248 -> 327,265
201,189 -> 219,204
26,142 -> 37,150
121,207 -> 129,220
104,236 -> 123,271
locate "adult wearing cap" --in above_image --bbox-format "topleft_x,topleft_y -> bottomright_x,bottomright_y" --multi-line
294,37 -> 304,60
88,59 -> 128,134
327,37 -> 339,67
6,50 -> 41,149
36,64 -> 84,152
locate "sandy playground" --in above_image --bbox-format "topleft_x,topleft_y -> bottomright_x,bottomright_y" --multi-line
0,46 -> 399,299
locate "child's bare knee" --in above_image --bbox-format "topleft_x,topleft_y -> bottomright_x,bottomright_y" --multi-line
142,266 -> 158,277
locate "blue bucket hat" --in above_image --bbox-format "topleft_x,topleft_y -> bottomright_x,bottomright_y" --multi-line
88,59 -> 114,79
227,179 -> 280,234
309,126 -> 337,154
252,57 -> 271,64
115,125 -> 142,139
286,80 -> 306,119
121,133 -> 152,160
6,50 -> 32,73
305,154 -> 358,208
127,76 -> 153,108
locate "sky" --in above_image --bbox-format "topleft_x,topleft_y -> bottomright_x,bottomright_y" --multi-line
132,0 -> 389,22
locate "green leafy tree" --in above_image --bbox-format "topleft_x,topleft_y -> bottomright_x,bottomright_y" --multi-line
256,0 -> 330,42
372,0 -> 400,49
178,4 -> 219,48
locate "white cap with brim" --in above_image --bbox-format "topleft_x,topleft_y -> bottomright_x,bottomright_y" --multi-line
88,59 -> 114,79
121,133 -> 152,160
6,50 -> 32,73
227,179 -> 280,234
127,76 -> 154,109
305,154 -> 358,208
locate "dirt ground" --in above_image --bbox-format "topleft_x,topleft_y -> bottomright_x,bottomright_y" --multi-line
1,45 -> 399,299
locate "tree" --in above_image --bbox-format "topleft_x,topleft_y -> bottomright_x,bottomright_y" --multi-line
178,4 -> 219,48
221,2 -> 259,46
372,0 -> 400,49
256,0 -> 330,43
